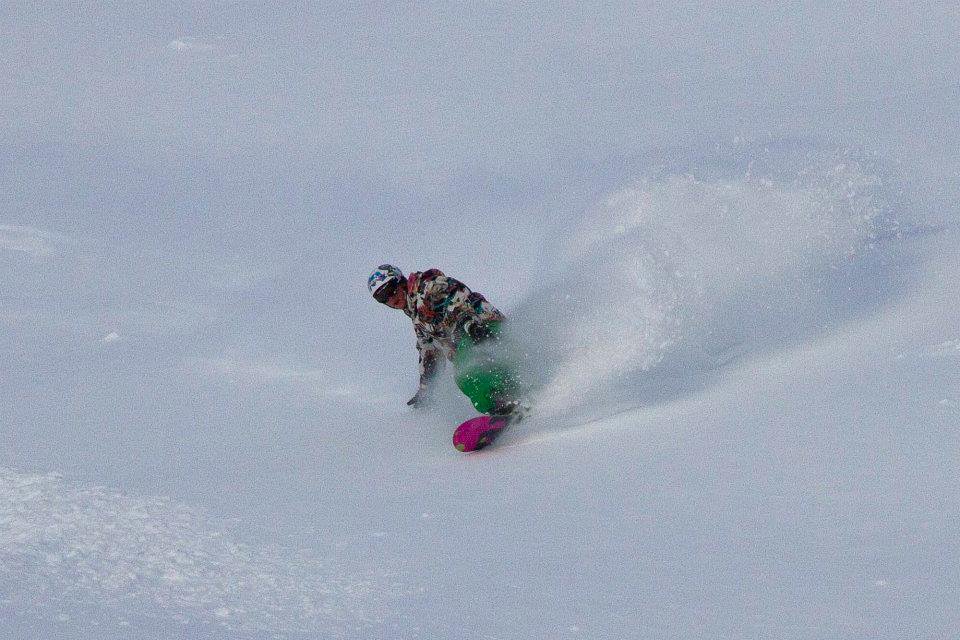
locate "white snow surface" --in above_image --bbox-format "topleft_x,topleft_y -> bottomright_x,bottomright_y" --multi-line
2,3 -> 959,639
0,468 -> 390,637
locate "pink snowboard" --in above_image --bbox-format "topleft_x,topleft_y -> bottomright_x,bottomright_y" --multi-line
452,416 -> 509,452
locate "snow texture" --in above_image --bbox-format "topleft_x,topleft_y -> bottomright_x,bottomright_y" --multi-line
1,3 -> 959,639
0,468 -> 393,637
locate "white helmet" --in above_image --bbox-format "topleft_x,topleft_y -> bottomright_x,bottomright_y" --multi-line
368,264 -> 403,296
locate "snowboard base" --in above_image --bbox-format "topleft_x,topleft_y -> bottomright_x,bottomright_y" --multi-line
453,416 -> 510,452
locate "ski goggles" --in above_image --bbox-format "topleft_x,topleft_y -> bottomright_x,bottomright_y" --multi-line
372,278 -> 401,303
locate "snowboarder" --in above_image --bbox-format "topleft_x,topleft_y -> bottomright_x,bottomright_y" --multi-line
367,264 -> 524,424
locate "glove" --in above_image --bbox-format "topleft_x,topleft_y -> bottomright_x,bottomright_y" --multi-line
465,321 -> 494,344
407,386 -> 428,407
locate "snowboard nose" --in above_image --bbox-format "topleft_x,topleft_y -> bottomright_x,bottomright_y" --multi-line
452,416 -> 508,452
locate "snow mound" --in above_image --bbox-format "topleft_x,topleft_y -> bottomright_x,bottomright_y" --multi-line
0,467 -> 394,635
510,142 -> 911,422
0,224 -> 67,257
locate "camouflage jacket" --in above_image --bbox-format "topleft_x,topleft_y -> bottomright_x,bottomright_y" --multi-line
402,269 -> 505,388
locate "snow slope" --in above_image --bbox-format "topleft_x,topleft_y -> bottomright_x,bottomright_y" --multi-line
2,225 -> 956,639
2,3 -> 959,639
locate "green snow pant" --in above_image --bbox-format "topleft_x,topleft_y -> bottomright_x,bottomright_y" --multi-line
453,322 -> 517,415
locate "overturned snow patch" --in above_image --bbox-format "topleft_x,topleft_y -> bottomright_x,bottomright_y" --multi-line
167,39 -> 216,53
0,225 -> 67,257
190,357 -> 372,402
0,467 -> 391,634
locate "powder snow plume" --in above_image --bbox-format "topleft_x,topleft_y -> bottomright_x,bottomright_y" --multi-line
507,140 -> 912,423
